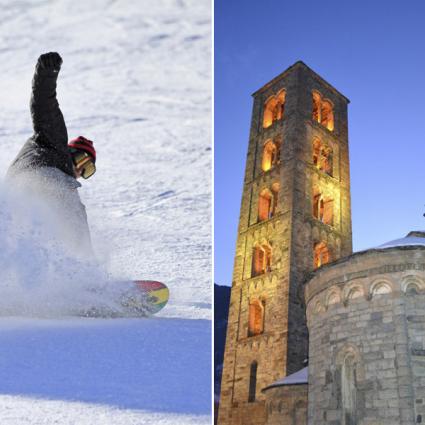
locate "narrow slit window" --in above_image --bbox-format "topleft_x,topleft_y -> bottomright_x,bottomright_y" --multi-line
342,354 -> 357,425
248,361 -> 258,402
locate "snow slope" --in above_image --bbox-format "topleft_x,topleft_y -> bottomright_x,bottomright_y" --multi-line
0,0 -> 211,423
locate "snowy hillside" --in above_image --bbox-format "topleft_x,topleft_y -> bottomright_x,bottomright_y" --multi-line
0,0 -> 211,423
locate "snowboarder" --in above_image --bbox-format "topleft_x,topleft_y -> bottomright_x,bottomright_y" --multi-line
7,52 -> 96,258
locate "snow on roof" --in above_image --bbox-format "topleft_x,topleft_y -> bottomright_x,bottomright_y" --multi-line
262,367 -> 308,392
376,231 -> 425,250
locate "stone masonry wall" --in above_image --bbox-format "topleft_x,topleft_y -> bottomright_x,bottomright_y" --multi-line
305,246 -> 425,425
263,384 -> 308,425
218,61 -> 352,425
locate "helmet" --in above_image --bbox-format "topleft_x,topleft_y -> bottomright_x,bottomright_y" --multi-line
68,136 -> 96,162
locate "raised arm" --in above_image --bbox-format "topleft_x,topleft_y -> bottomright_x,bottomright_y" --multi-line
30,52 -> 68,149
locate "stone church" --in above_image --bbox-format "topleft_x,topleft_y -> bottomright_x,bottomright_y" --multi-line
217,61 -> 425,425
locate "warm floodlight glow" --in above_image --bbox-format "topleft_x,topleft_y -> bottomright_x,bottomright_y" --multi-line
252,243 -> 272,276
314,241 -> 330,268
262,140 -> 279,172
258,189 -> 272,221
313,138 -> 333,176
248,300 -> 265,336
312,91 -> 334,132
263,90 -> 286,128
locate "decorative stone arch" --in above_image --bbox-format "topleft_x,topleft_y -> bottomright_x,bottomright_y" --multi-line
343,283 -> 365,305
335,343 -> 365,379
313,298 -> 326,314
368,277 -> 394,300
326,287 -> 342,307
401,274 -> 425,295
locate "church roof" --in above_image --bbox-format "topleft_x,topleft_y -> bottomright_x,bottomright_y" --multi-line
262,367 -> 308,392
375,231 -> 425,249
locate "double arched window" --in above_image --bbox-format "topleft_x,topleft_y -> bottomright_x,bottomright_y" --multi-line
313,242 -> 330,268
262,140 -> 280,172
312,91 -> 334,131
248,299 -> 265,337
263,90 -> 286,128
252,243 -> 272,277
258,184 -> 279,222
313,138 -> 333,176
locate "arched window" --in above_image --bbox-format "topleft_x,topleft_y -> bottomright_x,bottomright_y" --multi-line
313,189 -> 333,226
258,189 -> 272,222
312,92 -> 321,123
312,91 -> 334,131
248,300 -> 265,336
263,90 -> 286,128
342,354 -> 357,425
321,100 -> 334,131
271,183 -> 279,217
313,138 -> 333,176
248,361 -> 258,402
262,140 -> 279,172
252,244 -> 272,277
314,242 -> 330,268
276,90 -> 286,120
258,185 -> 279,222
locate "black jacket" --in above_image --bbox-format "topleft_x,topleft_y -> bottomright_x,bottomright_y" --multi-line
8,63 -> 74,177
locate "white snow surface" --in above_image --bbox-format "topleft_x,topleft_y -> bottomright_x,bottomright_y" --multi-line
0,0 -> 211,423
376,236 -> 425,249
265,367 -> 308,389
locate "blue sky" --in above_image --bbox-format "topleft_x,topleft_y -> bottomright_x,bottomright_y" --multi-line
215,0 -> 425,285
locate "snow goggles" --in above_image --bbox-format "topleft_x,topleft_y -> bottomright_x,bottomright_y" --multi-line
70,149 -> 96,179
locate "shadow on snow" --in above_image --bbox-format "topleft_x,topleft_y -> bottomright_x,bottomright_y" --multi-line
0,317 -> 211,415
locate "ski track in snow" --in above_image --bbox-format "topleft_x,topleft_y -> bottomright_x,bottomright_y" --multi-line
0,0 -> 211,423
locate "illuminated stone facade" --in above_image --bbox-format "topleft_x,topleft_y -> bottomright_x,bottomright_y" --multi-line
217,61 -> 352,425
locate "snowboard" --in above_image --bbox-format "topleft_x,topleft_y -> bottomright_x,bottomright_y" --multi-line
120,280 -> 169,315
81,280 -> 169,318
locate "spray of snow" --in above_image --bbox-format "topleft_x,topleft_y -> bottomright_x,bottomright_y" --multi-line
0,181 -> 138,317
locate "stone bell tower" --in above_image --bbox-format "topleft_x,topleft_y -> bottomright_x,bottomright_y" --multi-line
217,61 -> 353,425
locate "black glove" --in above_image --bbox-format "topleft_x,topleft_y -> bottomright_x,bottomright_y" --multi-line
37,52 -> 62,73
